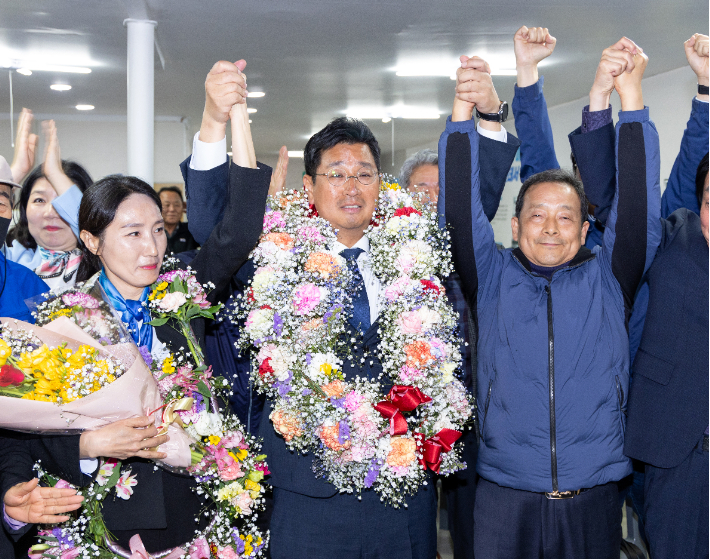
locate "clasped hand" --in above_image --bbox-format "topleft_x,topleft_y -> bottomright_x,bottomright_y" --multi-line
79,415 -> 168,461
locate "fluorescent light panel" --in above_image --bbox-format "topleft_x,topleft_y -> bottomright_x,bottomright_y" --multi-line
75,104 -> 94,111
50,84 -> 71,91
247,91 -> 265,98
287,150 -> 304,158
247,108 -> 257,114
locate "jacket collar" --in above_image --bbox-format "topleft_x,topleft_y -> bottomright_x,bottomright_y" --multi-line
512,246 -> 596,277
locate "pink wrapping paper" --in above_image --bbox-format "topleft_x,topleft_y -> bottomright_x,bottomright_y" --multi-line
0,317 -> 194,468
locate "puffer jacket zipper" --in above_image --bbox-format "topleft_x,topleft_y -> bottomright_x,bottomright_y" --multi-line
544,283 -> 558,492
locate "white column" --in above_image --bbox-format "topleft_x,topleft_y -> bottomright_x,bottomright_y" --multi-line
124,19 -> 156,185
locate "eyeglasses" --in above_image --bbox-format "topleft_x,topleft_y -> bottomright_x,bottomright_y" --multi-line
314,169 -> 378,188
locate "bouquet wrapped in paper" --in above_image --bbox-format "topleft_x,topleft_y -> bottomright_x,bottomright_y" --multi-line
0,280 -> 193,468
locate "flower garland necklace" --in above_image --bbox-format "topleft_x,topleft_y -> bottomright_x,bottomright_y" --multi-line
236,180 -> 472,507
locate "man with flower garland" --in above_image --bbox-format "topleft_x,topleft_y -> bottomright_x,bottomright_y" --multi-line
182,60 -> 519,559
439,48 -> 660,557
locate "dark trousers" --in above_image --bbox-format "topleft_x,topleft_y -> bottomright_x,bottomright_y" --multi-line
473,478 -> 621,558
269,483 -> 437,559
644,438 -> 709,559
441,426 -> 478,558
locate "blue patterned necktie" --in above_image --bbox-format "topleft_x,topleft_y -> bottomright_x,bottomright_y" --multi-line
340,248 -> 371,334
98,270 -> 153,349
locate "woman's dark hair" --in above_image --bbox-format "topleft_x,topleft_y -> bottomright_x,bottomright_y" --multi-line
6,160 -> 93,249
515,168 -> 589,223
695,152 -> 709,208
76,175 -> 162,282
304,117 -> 381,177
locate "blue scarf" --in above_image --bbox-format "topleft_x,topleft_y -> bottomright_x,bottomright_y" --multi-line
98,270 -> 153,349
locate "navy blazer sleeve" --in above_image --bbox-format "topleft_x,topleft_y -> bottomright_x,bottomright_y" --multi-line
568,122 -> 616,225
180,158 -> 230,246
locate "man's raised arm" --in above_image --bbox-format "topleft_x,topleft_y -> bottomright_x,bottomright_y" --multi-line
600,44 -> 661,313
662,33 -> 709,217
438,56 -> 506,303
512,25 -> 560,181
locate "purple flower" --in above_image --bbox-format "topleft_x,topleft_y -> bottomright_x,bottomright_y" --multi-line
305,353 -> 312,365
139,345 -> 153,366
364,460 -> 380,488
302,388 -> 312,396
192,392 -> 206,413
331,397 -> 346,409
337,420 -> 350,444
273,312 -> 283,336
51,527 -> 74,547
232,531 -> 246,555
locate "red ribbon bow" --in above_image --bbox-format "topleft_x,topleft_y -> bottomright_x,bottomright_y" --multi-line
415,428 -> 462,473
374,385 -> 432,436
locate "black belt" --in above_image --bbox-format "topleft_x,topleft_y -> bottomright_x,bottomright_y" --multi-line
542,488 -> 591,500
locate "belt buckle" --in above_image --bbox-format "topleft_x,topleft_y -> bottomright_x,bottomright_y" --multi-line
545,490 -> 578,500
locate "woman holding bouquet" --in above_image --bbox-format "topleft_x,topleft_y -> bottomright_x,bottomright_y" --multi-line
3,73 -> 269,553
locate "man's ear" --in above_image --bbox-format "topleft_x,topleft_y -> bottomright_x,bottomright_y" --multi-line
80,230 -> 101,256
303,174 -> 315,204
580,219 -> 590,245
511,216 -> 520,242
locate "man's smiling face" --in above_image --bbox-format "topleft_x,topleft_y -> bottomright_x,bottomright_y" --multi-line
304,142 -> 380,248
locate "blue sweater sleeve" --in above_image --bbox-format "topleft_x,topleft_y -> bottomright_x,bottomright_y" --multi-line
51,185 -> 82,239
602,107 -> 661,313
179,157 -> 230,245
661,98 -> 709,217
512,77 -> 560,182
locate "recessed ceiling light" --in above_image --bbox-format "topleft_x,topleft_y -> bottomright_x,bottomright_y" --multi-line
287,150 -> 304,158
50,84 -> 71,91
16,68 -> 32,76
23,64 -> 91,74
247,108 -> 257,114
248,120 -> 252,123
75,104 -> 94,111
247,92 -> 265,98
382,117 -> 392,123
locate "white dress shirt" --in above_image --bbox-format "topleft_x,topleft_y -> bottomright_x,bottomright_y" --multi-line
331,235 -> 381,325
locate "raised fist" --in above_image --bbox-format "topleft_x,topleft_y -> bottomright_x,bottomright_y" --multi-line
452,55 -> 500,122
589,37 -> 641,111
614,49 -> 648,112
514,26 -> 556,68
200,60 -> 248,142
685,34 -> 709,85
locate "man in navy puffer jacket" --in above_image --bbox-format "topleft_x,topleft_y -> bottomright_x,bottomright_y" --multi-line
439,47 -> 661,558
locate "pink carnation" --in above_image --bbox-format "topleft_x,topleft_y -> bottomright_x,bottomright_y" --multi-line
399,364 -> 424,383
55,479 -> 72,489
385,275 -> 411,301
233,491 -> 254,515
61,292 -> 100,309
344,390 -> 367,412
264,211 -> 286,231
397,310 -> 423,334
219,461 -> 245,481
293,283 -> 321,315
188,538 -> 210,559
218,546 -> 239,559
297,225 -> 325,243
221,430 -> 246,449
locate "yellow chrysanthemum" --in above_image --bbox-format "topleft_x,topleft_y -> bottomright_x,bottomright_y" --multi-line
208,435 -> 221,446
49,308 -> 73,321
0,339 -> 11,366
162,356 -> 176,374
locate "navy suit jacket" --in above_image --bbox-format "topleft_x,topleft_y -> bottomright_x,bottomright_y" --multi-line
624,209 -> 709,468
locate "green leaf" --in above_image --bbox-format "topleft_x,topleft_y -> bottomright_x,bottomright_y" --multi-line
196,380 -> 212,401
185,306 -> 200,321
148,317 -> 169,327
174,278 -> 187,293
198,311 -> 215,320
254,454 -> 267,462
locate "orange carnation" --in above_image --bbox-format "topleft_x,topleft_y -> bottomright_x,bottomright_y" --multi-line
319,425 -> 350,451
301,317 -> 323,332
305,252 -> 338,278
262,232 -> 294,250
321,380 -> 345,398
386,437 -> 417,467
404,341 -> 434,367
270,409 -> 303,442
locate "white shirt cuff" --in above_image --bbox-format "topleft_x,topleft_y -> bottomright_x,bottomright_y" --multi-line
476,123 -> 507,143
79,458 -> 99,475
189,132 -> 228,171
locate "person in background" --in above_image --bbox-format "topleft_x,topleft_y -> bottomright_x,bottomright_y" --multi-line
623,154 -> 708,560
0,156 -> 48,321
5,120 -> 92,292
158,186 -> 199,255
442,44 -> 659,557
